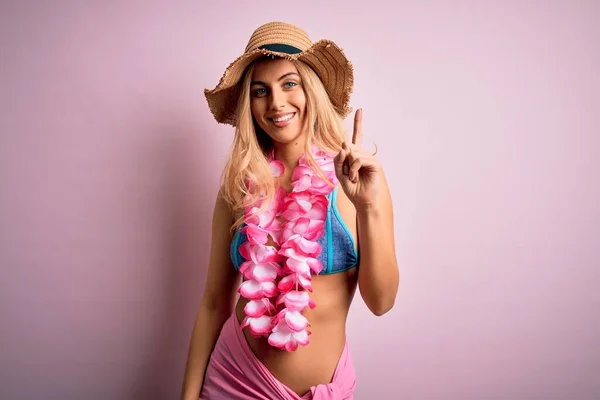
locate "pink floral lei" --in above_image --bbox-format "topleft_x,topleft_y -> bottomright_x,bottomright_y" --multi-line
237,146 -> 338,352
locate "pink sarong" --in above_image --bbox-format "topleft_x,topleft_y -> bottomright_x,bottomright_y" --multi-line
199,314 -> 356,400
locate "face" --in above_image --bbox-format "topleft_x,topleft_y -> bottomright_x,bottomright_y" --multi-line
249,58 -> 307,145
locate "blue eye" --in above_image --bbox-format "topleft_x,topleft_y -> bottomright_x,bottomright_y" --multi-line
253,87 -> 267,96
284,81 -> 297,89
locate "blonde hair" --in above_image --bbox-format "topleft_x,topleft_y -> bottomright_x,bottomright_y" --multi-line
219,58 -> 348,231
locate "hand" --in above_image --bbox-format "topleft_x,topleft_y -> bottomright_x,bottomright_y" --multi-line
334,109 -> 383,208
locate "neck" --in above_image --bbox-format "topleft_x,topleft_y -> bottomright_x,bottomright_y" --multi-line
272,136 -> 309,172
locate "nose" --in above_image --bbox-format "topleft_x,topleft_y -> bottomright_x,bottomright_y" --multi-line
268,87 -> 285,111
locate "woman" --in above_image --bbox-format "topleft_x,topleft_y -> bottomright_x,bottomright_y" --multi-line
181,21 -> 399,400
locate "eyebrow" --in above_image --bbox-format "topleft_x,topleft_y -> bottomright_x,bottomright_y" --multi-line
250,72 -> 300,86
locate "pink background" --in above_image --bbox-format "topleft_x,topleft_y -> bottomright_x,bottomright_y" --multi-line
1,1 -> 599,399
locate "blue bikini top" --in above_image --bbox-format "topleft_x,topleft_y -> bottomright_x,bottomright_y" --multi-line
230,185 -> 358,275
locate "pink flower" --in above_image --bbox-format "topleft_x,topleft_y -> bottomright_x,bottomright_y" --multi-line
281,193 -> 328,221
280,234 -> 322,258
238,280 -> 278,299
268,314 -> 310,351
282,258 -> 311,280
299,146 -> 338,184
275,308 -> 309,331
243,187 -> 285,244
284,256 -> 323,276
241,223 -> 269,245
280,217 -> 324,243
239,242 -> 280,263
292,165 -> 335,195
242,219 -> 282,246
270,160 -> 285,177
244,207 -> 277,230
239,260 -> 280,282
316,156 -> 337,182
277,291 -> 316,311
241,314 -> 274,337
239,243 -> 283,282
244,298 -> 276,317
277,272 -> 313,292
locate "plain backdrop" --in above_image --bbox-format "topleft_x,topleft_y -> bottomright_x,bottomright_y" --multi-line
1,1 -> 599,399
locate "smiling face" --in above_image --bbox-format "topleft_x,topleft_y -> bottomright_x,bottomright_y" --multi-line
249,58 -> 307,145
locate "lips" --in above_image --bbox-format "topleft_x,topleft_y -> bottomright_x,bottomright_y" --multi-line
268,112 -> 295,122
268,112 -> 296,127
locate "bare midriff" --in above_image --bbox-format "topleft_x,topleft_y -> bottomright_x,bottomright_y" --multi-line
233,177 -> 359,397
235,268 -> 358,397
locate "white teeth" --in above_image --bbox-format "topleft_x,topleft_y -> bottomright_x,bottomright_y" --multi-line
272,113 -> 294,122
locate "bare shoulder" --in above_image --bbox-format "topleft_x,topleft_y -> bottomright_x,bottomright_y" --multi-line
213,186 -> 235,224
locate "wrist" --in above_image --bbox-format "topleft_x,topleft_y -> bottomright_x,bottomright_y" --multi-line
356,202 -> 382,219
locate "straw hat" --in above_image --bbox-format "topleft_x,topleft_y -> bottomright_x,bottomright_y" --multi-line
204,21 -> 354,126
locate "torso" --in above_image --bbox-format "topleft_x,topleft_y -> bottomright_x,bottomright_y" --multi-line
234,179 -> 359,397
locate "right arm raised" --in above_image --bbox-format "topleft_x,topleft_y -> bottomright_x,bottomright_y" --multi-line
180,190 -> 241,400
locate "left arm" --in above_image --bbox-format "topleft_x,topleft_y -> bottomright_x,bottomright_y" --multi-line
334,109 -> 400,316
355,171 -> 399,315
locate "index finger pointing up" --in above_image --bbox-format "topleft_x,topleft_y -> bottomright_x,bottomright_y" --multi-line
352,108 -> 363,147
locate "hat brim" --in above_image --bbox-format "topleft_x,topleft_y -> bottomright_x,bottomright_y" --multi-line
204,40 -> 353,126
